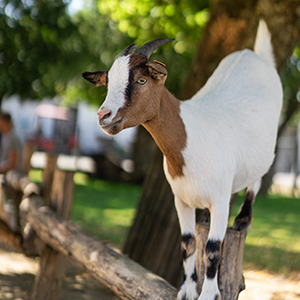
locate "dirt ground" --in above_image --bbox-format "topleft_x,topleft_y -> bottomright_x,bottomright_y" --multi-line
0,243 -> 299,300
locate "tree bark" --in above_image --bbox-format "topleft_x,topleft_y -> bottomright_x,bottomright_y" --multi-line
21,195 -> 178,300
124,0 -> 300,288
181,0 -> 300,99
131,126 -> 157,183
123,149 -> 183,287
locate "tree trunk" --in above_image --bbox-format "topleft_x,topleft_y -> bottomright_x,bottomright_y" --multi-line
131,126 -> 157,183
124,0 -> 300,288
123,149 -> 183,287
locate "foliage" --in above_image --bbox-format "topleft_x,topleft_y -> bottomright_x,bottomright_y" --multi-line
64,0 -> 210,104
95,0 -> 209,97
2,0 -> 300,128
0,0 -> 209,105
0,0 -> 86,101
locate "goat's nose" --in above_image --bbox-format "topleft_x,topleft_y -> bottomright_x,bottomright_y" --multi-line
97,107 -> 111,120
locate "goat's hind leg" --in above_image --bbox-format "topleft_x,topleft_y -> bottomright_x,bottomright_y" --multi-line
175,197 -> 198,300
233,179 -> 261,231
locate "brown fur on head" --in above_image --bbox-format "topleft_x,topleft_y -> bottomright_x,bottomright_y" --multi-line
83,53 -> 169,135
82,39 -> 174,135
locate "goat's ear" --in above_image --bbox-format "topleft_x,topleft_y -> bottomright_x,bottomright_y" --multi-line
82,71 -> 108,86
145,61 -> 167,80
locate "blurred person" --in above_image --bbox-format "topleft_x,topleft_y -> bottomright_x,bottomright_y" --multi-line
0,111 -> 22,173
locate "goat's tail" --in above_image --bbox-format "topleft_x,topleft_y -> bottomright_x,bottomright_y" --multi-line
254,19 -> 276,68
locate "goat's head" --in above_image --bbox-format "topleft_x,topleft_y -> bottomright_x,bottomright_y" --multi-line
82,39 -> 174,135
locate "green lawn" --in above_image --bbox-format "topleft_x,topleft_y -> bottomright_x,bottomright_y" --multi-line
229,193 -> 300,277
71,172 -> 141,246
29,170 -> 141,246
29,169 -> 300,277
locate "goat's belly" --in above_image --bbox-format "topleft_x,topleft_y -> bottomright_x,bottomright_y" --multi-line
167,176 -> 211,209
232,150 -> 275,193
163,159 -> 222,209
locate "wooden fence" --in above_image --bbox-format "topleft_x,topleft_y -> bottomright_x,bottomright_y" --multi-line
0,151 -> 247,300
0,153 -> 177,300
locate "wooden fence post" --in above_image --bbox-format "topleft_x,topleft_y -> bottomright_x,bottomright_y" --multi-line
32,154 -> 74,300
195,223 -> 246,300
22,142 -> 36,175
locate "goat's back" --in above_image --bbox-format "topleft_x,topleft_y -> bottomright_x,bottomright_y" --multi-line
177,49 -> 282,197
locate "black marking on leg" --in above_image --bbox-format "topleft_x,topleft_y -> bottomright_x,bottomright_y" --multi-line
205,240 -> 221,279
233,191 -> 255,231
181,233 -> 196,261
205,240 -> 221,254
191,268 -> 198,282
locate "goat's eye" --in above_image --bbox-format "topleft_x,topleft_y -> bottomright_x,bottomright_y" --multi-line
137,78 -> 147,85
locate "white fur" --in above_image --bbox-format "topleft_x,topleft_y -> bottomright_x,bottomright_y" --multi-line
166,49 -> 282,211
198,275 -> 220,300
99,56 -> 130,127
178,279 -> 198,300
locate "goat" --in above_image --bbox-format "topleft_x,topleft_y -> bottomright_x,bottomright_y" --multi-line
82,20 -> 282,300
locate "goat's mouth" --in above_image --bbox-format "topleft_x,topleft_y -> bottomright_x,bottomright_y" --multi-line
98,118 -> 123,135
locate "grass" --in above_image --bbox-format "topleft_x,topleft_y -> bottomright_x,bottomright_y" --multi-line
29,170 -> 141,247
71,172 -> 141,246
229,192 -> 300,277
29,169 -> 300,277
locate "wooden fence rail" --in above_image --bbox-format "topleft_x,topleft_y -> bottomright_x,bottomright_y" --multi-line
21,195 -> 178,300
0,164 -> 178,300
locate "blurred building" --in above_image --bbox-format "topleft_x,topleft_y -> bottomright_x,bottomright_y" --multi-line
1,96 -> 137,180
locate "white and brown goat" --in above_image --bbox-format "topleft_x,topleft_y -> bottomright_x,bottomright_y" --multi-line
83,20 -> 282,300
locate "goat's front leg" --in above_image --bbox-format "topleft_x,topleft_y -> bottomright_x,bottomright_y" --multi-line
198,202 -> 229,300
175,197 -> 198,300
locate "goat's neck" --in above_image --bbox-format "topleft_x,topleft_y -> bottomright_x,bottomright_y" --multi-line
142,88 -> 187,179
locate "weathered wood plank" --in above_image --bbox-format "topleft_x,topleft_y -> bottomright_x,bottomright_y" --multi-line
5,169 -> 40,196
21,195 -> 178,300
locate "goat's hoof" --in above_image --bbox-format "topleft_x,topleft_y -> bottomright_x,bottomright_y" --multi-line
232,215 -> 252,231
177,281 -> 198,300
